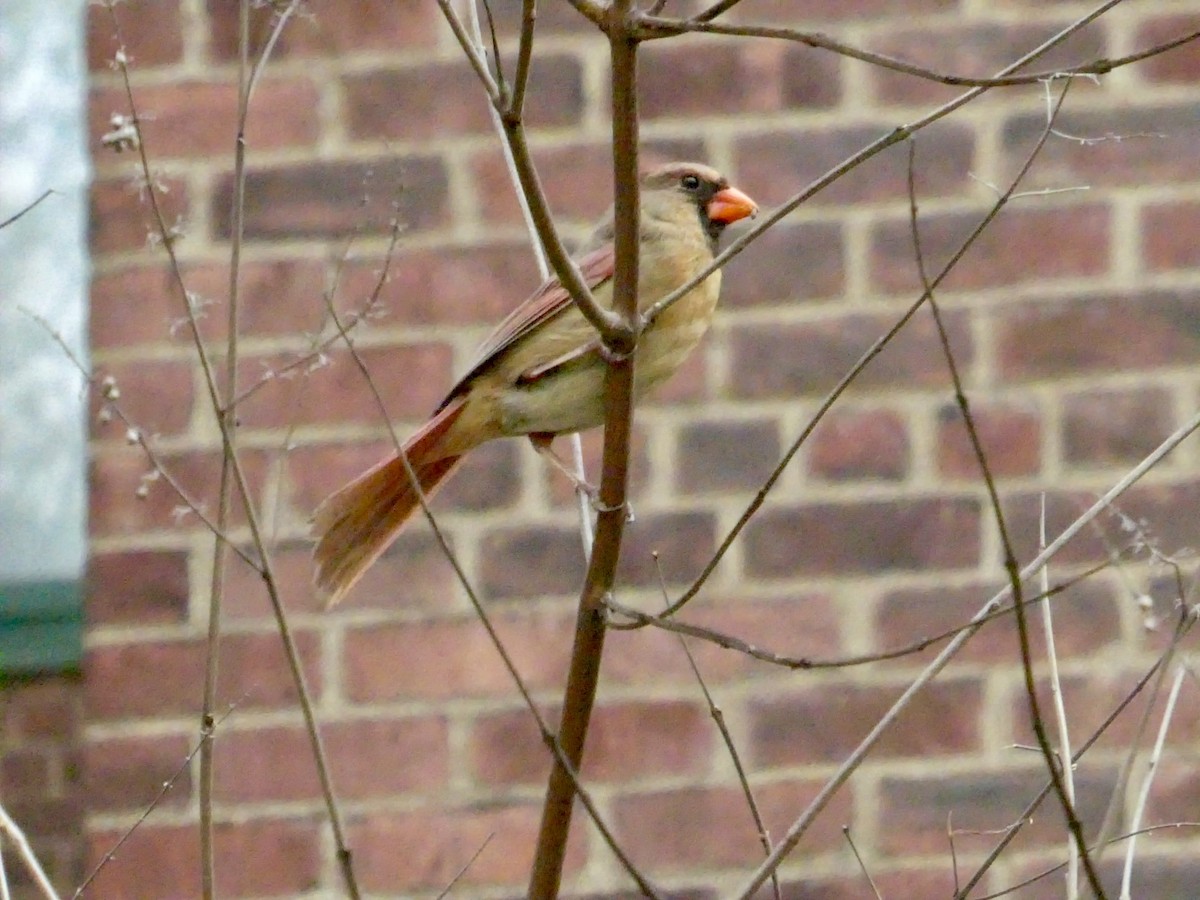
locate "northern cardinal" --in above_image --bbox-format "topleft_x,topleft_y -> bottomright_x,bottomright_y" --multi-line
312,162 -> 758,606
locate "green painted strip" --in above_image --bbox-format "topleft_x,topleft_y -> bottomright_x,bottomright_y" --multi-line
0,580 -> 82,674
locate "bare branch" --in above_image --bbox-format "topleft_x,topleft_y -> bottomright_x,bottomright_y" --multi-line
0,189 -> 53,230
640,0 -> 1138,329
636,14 -> 1200,90
1120,665 -> 1187,899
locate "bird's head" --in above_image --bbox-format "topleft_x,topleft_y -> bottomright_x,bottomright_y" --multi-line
643,162 -> 758,245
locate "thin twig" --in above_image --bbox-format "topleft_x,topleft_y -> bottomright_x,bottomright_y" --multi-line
0,804 -> 60,900
607,561 -> 1113,669
199,1 -> 254,890
956,614 -> 1196,898
0,188 -> 54,230
906,84 -> 1105,896
435,833 -> 494,900
508,0 -> 537,117
1039,495 -> 1079,900
1120,665 -> 1187,900
99,5 -> 360,895
639,0 -> 1136,330
636,14 -> 1200,90
843,827 -> 883,900
436,0 -> 502,102
75,701 -> 241,898
653,555 -> 781,900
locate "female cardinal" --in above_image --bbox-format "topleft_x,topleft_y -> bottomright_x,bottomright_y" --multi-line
312,162 -> 758,606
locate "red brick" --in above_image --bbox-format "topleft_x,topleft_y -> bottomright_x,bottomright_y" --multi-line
1136,15 -> 1200,84
345,55 -> 583,142
233,341 -> 453,430
744,497 -> 980,577
869,203 -> 1111,295
87,0 -> 183,72
471,137 -> 706,227
729,310 -> 972,399
338,240 -> 539,328
808,407 -> 909,481
213,156 -> 449,241
645,341 -> 712,406
84,733 -> 191,812
207,0 -> 440,59
1142,200 -> 1200,272
90,356 -> 195,439
721,220 -> 845,308
640,39 -> 840,122
4,678 -> 79,742
1063,386 -> 1175,467
616,511 -> 717,587
86,818 -> 320,898
85,630 -> 322,720
89,176 -> 189,255
223,530 -> 458,616
1002,103 -> 1199,189
2,749 -> 50,799
877,766 -> 1115,858
1145,758 -> 1200,832
867,21 -> 1106,105
676,418 -> 780,493
349,802 -> 586,891
343,610 -> 574,702
424,440 -> 521,513
214,716 -> 448,803
750,677 -> 982,765
735,120 -> 973,209
876,578 -> 1121,665
90,78 -> 318,161
937,401 -> 1042,479
996,290 -> 1200,381
90,258 -> 331,349
88,446 -> 270,538
469,699 -> 711,788
88,549 -> 189,625
479,525 -> 585,599
612,779 -> 851,872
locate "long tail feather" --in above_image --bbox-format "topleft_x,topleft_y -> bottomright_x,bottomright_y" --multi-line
312,398 -> 466,607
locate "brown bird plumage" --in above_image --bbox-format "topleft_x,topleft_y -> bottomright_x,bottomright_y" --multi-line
312,162 -> 758,606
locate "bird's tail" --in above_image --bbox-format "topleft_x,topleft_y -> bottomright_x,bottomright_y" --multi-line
311,398 -> 466,607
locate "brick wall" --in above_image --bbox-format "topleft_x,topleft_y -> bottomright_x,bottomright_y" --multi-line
74,0 -> 1200,897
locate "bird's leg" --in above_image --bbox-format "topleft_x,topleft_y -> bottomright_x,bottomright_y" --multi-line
528,433 -> 635,522
529,433 -> 597,499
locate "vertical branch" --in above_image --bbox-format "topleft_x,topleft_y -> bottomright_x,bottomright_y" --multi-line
198,1 -> 250,893
1039,498 -> 1078,900
1119,665 -> 1187,899
528,2 -> 641,895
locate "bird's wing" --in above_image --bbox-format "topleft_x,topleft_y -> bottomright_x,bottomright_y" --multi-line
439,243 -> 615,404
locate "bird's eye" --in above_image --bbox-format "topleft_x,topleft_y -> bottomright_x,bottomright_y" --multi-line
681,174 -> 701,191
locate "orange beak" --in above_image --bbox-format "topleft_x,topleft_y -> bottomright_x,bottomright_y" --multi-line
707,185 -> 758,224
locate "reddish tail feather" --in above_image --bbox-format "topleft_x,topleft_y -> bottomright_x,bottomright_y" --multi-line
311,398 -> 466,607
